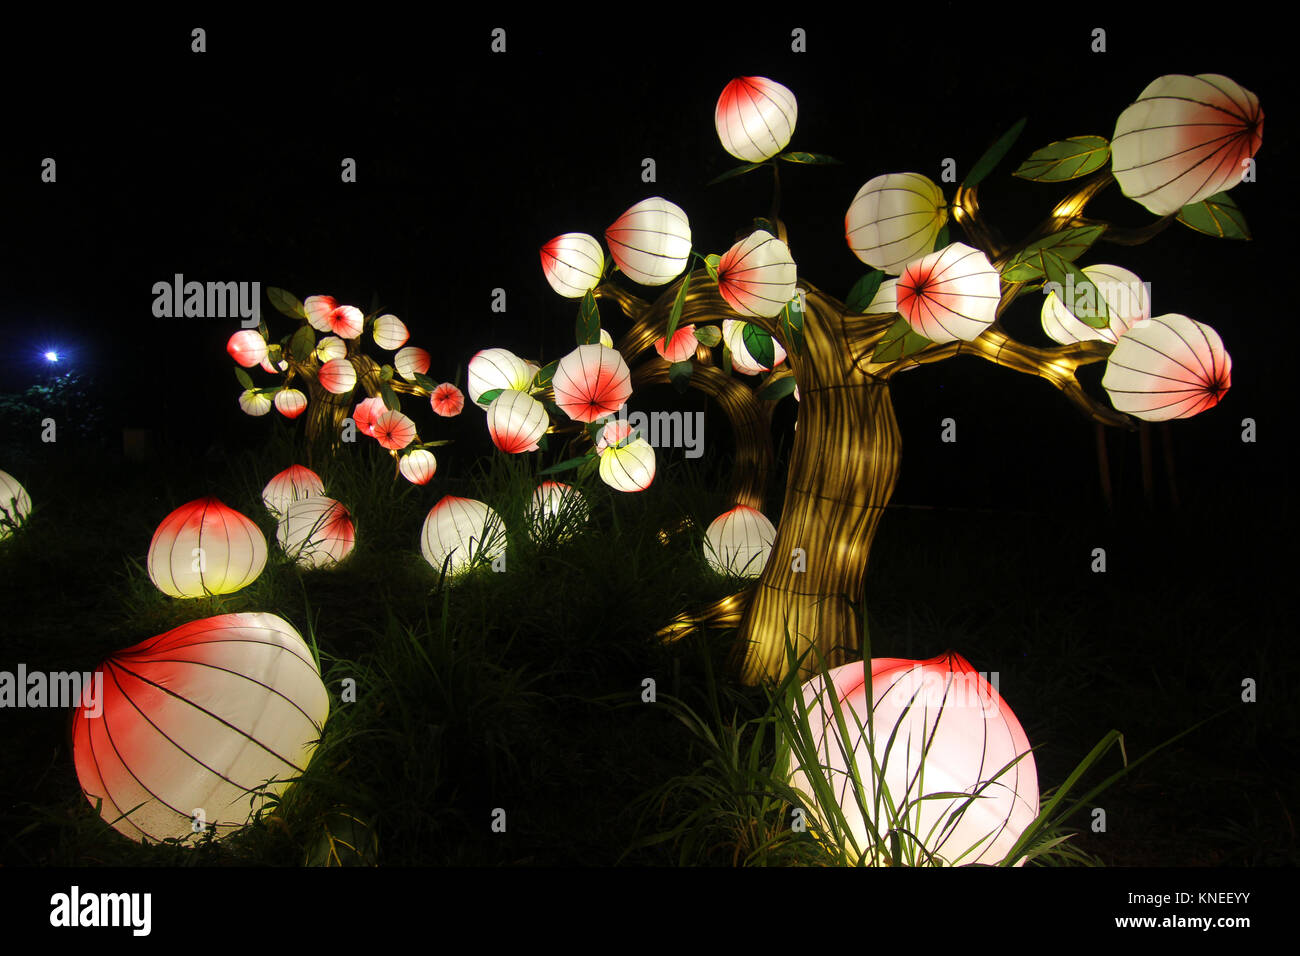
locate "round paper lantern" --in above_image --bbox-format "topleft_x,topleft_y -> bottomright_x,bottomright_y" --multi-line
304,294 -> 338,332
596,419 -> 634,453
655,324 -> 698,363
371,409 -> 417,450
399,448 -> 437,485
717,230 -> 798,319
1102,314 -> 1231,421
896,242 -> 1000,343
605,197 -> 692,287
395,346 -> 431,382
315,335 -> 347,363
715,76 -> 798,163
704,505 -> 776,577
71,612 -> 328,844
420,496 -> 507,577
147,497 -> 267,597
0,469 -> 31,540
723,319 -> 787,375
1111,74 -> 1263,217
329,305 -> 364,339
227,330 -> 268,368
487,390 -> 548,454
277,496 -> 356,568
430,383 -> 465,417
1041,264 -> 1149,345
352,396 -> 386,437
789,653 -> 1039,866
318,358 -> 357,395
260,353 -> 289,374
553,344 -> 632,423
599,437 -> 656,492
467,348 -> 532,406
262,464 -> 325,519
541,233 -> 604,298
846,173 -> 948,276
274,388 -> 308,419
372,314 -> 409,350
238,389 -> 273,417
526,481 -> 588,541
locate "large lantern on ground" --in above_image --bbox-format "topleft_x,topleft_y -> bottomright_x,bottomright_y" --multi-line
704,505 -> 776,577
147,498 -> 267,597
262,465 -> 325,519
420,496 -> 507,578
526,481 -> 588,541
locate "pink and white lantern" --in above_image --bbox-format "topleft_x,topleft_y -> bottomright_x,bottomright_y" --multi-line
723,319 -> 787,375
605,198 -> 692,287
274,388 -> 308,419
238,389 -> 273,416
717,231 -> 798,319
1041,264 -> 1149,345
541,233 -> 604,298
262,464 -> 325,519
318,358 -> 357,395
714,76 -> 798,163
372,314 -> 409,350
599,437 -> 656,492
399,449 -> 438,485
371,410 -> 417,450
655,324 -> 698,363
552,344 -> 632,423
227,330 -> 268,368
487,390 -> 548,454
430,383 -> 465,417
896,242 -> 1000,343
328,305 -> 364,340
304,295 -> 338,333
526,481 -> 588,541
277,497 -> 356,569
1102,314 -> 1231,421
394,346 -> 431,382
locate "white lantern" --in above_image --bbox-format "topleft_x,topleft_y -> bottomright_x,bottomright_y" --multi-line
304,295 -> 338,332
274,388 -> 308,419
717,230 -> 798,319
526,481 -> 588,541
399,449 -> 438,485
315,335 -> 347,363
541,233 -> 605,298
599,437 -> 656,492
896,242 -> 1000,343
715,76 -> 798,163
420,496 -> 507,578
1111,74 -> 1263,217
467,348 -> 532,406
487,390 -> 548,454
318,358 -> 357,394
147,497 -> 267,597
845,173 -> 948,276
238,389 -> 273,417
1041,264 -> 1149,345
262,464 -> 325,519
553,344 -> 632,423
723,319 -> 787,375
227,330 -> 268,368
1102,314 -> 1231,421
394,346 -> 431,382
373,314 -> 409,350
703,505 -> 776,577
71,612 -> 328,843
277,496 -> 356,568
0,469 -> 31,540
605,197 -> 692,286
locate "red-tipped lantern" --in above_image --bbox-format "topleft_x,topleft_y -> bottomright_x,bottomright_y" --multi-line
703,505 -> 776,577
329,305 -> 364,340
372,314 -> 409,350
304,295 -> 338,332
395,346 -> 431,382
896,243 -> 1000,343
420,496 -> 507,578
399,449 -> 438,485
262,464 -> 325,519
430,383 -> 465,417
655,324 -> 698,363
599,437 -> 656,492
318,358 -> 357,394
487,390 -> 548,454
372,410 -> 417,450
541,233 -> 604,298
147,497 -> 267,598
277,497 -> 356,568
227,330 -> 268,368
715,76 -> 798,163
72,612 -> 328,843
352,396 -> 387,437
274,388 -> 308,419
605,198 -> 692,287
717,230 -> 798,318
1102,314 -> 1231,421
553,344 -> 632,423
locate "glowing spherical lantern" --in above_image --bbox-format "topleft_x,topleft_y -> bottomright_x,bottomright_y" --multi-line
147,497 -> 267,598
395,346 -> 431,382
1041,264 -> 1149,345
846,173 -> 948,276
789,653 -> 1039,866
0,469 -> 31,540
71,612 -> 328,843
274,388 -> 308,419
372,314 -> 409,350
599,437 -> 656,492
399,448 -> 437,485
1102,314 -> 1231,421
371,409 -> 417,450
655,324 -> 698,363
553,344 -> 632,423
715,76 -> 798,163
238,389 -> 273,416
315,335 -> 347,363
541,232 -> 604,298
487,390 -> 548,454
352,396 -> 386,437
304,294 -> 338,332
430,383 -> 465,417
717,231 -> 798,319
277,496 -> 356,568
896,242 -> 1000,343
526,481 -> 588,541
704,505 -> 776,577
318,358 -> 357,395
467,348 -> 532,407
327,305 -> 363,339
262,464 -> 325,519
227,330 -> 268,368
420,496 -> 507,577
1111,74 -> 1263,217
723,319 -> 787,375
605,197 -> 692,286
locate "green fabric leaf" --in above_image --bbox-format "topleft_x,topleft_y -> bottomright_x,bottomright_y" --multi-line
742,323 -> 775,369
693,324 -> 722,347
234,366 -> 254,390
532,359 -> 559,389
1177,192 -> 1251,240
778,151 -> 842,165
963,117 -> 1028,189
669,360 -> 693,393
704,254 -> 721,284
1001,224 -> 1108,282
413,372 -> 436,392
871,317 -> 933,364
846,271 -> 886,313
540,453 -> 596,476
267,286 -> 307,320
576,290 -> 601,345
708,162 -> 766,185
1013,136 -> 1111,182
665,270 -> 691,346
1041,251 -> 1109,329
478,388 -> 504,406
290,325 -> 316,363
757,375 -> 796,401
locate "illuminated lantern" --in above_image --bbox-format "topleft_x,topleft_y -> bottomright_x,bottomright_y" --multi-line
277,496 -> 356,568
599,437 -> 655,492
262,464 -> 325,519
372,410 -> 417,450
487,390 -> 548,453
147,497 -> 267,598
420,496 -> 507,577
71,612 -> 328,843
605,197 -> 692,286
846,173 -> 948,276
1041,264 -> 1149,345
373,314 -> 409,350
395,346 -> 431,382
238,389 -> 273,416
526,481 -> 588,540
704,505 -> 776,577
655,324 -> 698,363
260,353 -> 288,374
399,449 -> 437,485
329,305 -> 364,340
1102,314 -> 1231,421
318,358 -> 357,394
0,469 -> 31,540
865,278 -> 897,315
352,396 -> 386,437
596,420 -> 634,453
275,388 -> 308,419
304,294 -> 338,332
723,319 -> 787,375
541,233 -> 604,298
715,76 -> 798,163
789,653 -> 1039,866
315,335 -> 347,363
227,330 -> 268,368
896,242 -> 1000,343
717,231 -> 798,319
467,348 -> 532,406
430,383 -> 465,417
553,344 -> 632,423
1111,74 -> 1263,217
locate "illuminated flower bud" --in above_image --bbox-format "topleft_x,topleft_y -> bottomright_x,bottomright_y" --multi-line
329,305 -> 364,340
318,358 -> 357,394
394,346 -> 430,382
1041,264 -> 1149,345
399,449 -> 438,485
717,230 -> 797,319
239,389 -> 272,416
599,437 -> 656,492
541,233 -> 604,298
304,295 -> 337,332
468,348 -> 532,406
227,330 -> 268,368
846,173 -> 948,276
1102,314 -> 1231,421
372,410 -> 417,450
655,324 -> 698,363
430,383 -> 465,417
703,505 -> 776,578
262,465 -> 325,519
714,76 -> 798,163
278,497 -> 355,568
605,198 -> 692,286
421,496 -> 507,578
373,314 -> 409,350
553,344 -> 632,423
896,242 -> 1000,343
487,390 -> 548,454
352,396 -> 386,437
274,388 -> 308,419
315,336 -> 347,363
722,319 -> 787,375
